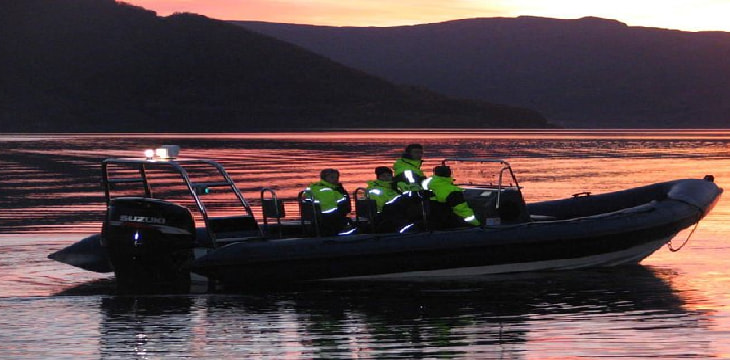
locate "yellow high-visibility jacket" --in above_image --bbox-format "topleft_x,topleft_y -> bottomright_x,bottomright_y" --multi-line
393,157 -> 425,192
305,180 -> 351,215
366,179 -> 401,212
423,175 -> 480,226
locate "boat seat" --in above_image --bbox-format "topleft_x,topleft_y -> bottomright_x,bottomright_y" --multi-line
299,197 -> 322,236
355,198 -> 377,232
299,201 -> 320,222
262,198 -> 286,219
261,197 -> 286,238
355,198 -> 377,219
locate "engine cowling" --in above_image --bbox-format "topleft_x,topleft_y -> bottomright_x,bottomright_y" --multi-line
103,197 -> 195,292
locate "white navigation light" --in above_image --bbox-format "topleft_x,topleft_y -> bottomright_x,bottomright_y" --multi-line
147,145 -> 181,160
155,147 -> 169,159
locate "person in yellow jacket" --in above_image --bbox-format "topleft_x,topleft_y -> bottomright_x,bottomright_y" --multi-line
366,166 -> 412,233
393,144 -> 425,192
422,165 -> 481,228
304,169 -> 352,236
366,166 -> 401,212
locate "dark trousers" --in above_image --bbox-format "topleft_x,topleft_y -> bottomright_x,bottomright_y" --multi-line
427,201 -> 463,230
374,203 -> 409,233
374,193 -> 428,233
319,212 -> 348,236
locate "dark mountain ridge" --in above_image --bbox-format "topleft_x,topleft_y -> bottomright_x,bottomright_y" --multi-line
238,17 -> 730,127
0,0 -> 552,132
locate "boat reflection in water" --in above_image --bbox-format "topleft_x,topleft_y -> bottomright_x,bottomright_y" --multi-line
90,266 -> 712,358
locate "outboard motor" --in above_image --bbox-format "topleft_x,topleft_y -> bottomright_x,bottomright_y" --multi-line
103,197 -> 195,292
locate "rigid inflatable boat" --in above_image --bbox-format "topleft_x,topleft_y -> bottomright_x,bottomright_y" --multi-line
48,147 -> 722,291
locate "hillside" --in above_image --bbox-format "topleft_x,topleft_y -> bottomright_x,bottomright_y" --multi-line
238,17 -> 730,128
0,1 -> 552,132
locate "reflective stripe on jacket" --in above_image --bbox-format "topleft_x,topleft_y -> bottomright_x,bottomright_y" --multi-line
366,179 -> 401,212
423,175 -> 480,226
393,157 -> 425,192
306,180 -> 351,214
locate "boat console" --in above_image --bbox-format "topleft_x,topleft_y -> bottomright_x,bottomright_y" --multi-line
443,158 -> 530,225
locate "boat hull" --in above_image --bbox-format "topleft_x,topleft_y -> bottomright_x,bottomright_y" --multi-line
192,178 -> 721,288
325,235 -> 673,281
49,178 -> 722,290
192,211 -> 694,288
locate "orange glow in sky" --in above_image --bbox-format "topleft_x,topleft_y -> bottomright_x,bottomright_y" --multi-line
122,0 -> 730,32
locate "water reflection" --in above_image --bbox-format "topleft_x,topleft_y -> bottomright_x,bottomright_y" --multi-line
85,266 -> 713,358
99,296 -> 196,359
2,132 -> 729,359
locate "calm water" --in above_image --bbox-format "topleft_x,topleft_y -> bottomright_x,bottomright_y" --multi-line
1,130 -> 730,359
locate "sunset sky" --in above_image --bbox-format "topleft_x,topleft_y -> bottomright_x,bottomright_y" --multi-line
123,0 -> 730,32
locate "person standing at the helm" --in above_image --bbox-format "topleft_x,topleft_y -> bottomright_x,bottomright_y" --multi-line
423,165 -> 481,229
393,144 -> 425,193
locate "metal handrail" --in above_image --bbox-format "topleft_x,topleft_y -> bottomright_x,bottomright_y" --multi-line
102,158 -> 263,244
260,187 -> 283,238
440,157 -> 523,211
